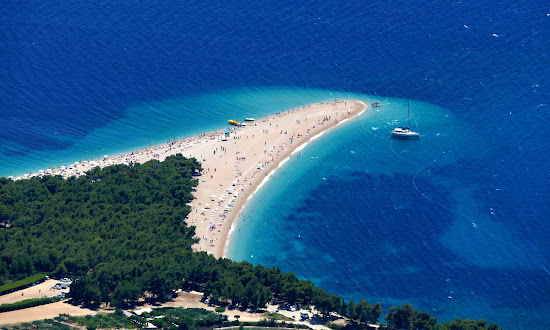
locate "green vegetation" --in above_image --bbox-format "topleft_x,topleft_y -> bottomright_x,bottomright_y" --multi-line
0,297 -> 61,313
438,318 -> 502,330
0,155 -> 501,329
52,308 -> 310,330
61,308 -> 225,330
0,318 -> 71,330
0,155 -> 201,307
263,312 -> 294,321
339,298 -> 383,325
149,307 -> 226,328
62,310 -> 143,329
0,273 -> 47,295
226,320 -> 309,329
383,304 -> 501,330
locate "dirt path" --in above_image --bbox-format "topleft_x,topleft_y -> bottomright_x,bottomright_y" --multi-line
0,279 -> 96,326
0,279 -> 69,305
0,300 -> 97,326
154,291 -> 331,329
0,289 -> 332,329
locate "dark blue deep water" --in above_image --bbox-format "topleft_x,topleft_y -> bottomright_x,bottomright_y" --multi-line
2,0 -> 549,328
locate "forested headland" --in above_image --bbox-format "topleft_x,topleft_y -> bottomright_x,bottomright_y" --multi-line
0,155 -> 500,329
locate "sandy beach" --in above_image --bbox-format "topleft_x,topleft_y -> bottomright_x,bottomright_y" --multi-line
1,100 -> 366,325
190,100 -> 366,258
15,100 -> 366,258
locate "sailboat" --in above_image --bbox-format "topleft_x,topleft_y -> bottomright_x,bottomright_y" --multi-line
391,100 -> 420,138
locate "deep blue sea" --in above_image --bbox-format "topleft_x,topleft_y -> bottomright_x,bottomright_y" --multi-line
2,0 -> 549,328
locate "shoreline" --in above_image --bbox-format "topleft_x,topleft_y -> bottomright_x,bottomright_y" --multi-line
222,103 -> 367,258
209,100 -> 366,258
186,99 -> 366,258
9,100 -> 366,259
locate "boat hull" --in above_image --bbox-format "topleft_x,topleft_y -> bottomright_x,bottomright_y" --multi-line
391,133 -> 419,138
391,128 -> 419,138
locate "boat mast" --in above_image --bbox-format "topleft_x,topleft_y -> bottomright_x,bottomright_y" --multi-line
407,100 -> 410,129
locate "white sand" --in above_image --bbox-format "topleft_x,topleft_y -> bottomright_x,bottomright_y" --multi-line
13,100 -> 366,258
2,100 -> 368,326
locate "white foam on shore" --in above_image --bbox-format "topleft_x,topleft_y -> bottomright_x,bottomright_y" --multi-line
224,130 -> 321,257
223,102 -> 367,258
224,220 -> 239,258
224,154 -> 288,257
291,141 -> 309,156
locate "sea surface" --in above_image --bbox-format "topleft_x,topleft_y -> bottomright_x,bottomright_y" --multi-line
2,0 -> 549,328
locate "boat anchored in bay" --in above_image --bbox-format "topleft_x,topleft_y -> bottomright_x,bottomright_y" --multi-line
391,100 -> 419,138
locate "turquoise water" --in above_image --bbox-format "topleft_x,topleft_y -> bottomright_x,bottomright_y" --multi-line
0,87 -> 357,177
3,86 -> 549,327
227,94 -> 550,327
3,0 -> 549,327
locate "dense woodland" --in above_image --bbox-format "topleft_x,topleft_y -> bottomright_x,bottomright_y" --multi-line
0,155 -> 500,329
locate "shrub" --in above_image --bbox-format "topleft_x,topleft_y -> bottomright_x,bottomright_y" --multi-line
0,274 -> 47,295
0,297 -> 57,313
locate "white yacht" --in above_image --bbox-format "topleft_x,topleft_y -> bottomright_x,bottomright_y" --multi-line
391,100 -> 419,138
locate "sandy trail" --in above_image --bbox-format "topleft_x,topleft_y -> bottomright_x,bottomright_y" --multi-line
0,279 -> 68,305
141,291 -> 332,329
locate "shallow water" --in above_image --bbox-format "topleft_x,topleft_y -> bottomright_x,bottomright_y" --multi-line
227,98 -> 550,328
3,0 -> 549,327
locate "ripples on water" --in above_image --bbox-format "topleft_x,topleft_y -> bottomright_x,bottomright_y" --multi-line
3,0 -> 549,328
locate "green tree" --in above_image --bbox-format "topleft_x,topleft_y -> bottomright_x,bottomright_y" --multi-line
0,154 -> 501,330
314,289 -> 340,318
112,281 -> 141,306
366,302 -> 383,324
347,299 -> 357,320
386,303 -> 414,329
412,310 -> 437,330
